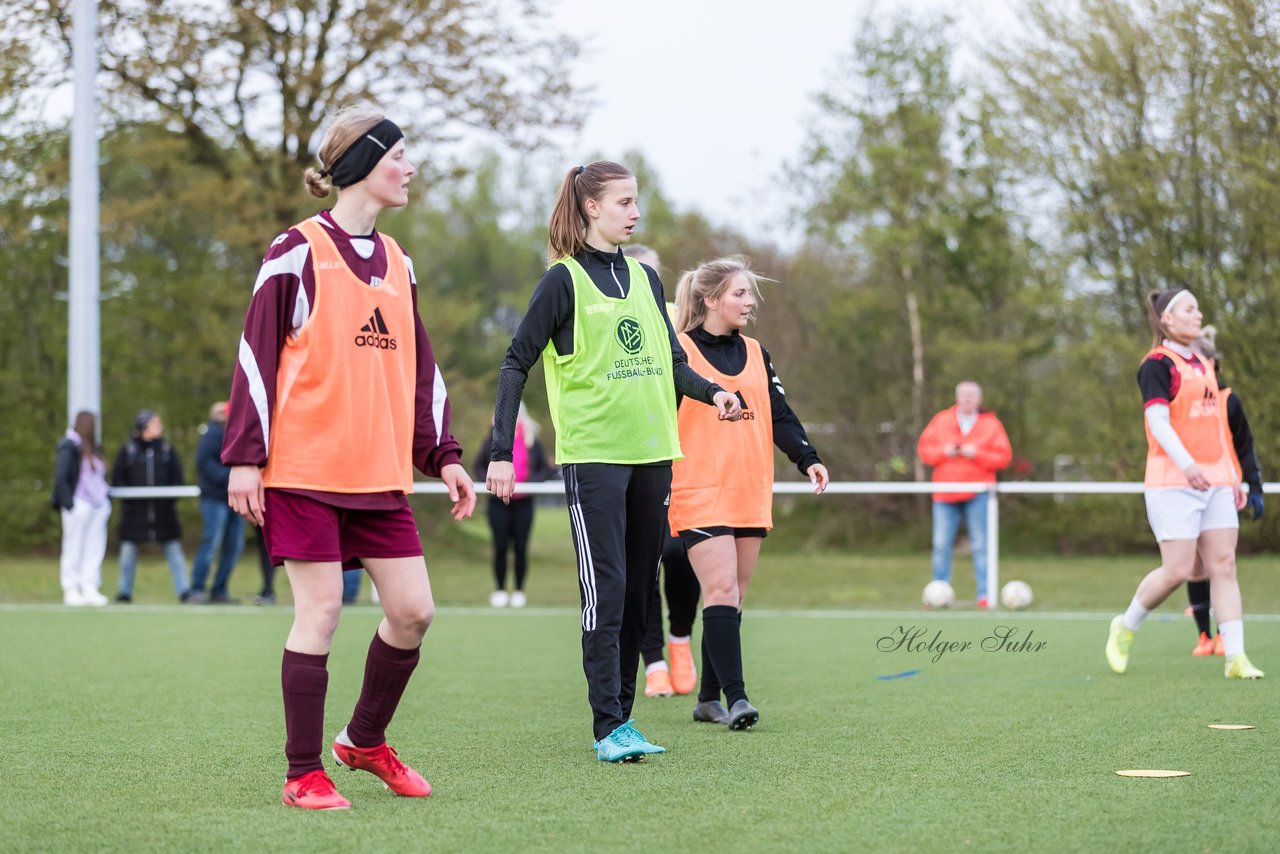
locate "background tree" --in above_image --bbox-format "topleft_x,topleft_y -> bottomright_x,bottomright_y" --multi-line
8,0 -> 584,224
991,0 -> 1280,548
793,15 -> 1055,490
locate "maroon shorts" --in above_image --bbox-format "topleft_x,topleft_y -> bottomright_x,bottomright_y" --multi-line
263,489 -> 423,569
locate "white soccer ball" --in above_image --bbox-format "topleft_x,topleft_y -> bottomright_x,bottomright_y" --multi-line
1000,580 -> 1033,610
922,580 -> 955,609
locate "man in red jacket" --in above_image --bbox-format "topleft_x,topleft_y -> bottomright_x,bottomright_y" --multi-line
917,382 -> 1012,608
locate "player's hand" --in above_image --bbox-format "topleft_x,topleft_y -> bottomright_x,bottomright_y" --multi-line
1183,463 -> 1211,491
228,465 -> 265,526
713,390 -> 743,421
945,443 -> 960,457
960,443 -> 977,458
1247,487 -> 1264,521
1231,482 -> 1246,511
807,463 -> 830,495
441,463 -> 476,521
486,460 -> 516,504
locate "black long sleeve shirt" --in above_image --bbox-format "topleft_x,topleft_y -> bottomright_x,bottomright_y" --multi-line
490,245 -> 723,462
1222,379 -> 1264,492
681,326 -> 823,476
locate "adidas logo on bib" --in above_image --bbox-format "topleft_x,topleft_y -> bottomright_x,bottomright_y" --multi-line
354,307 -> 397,350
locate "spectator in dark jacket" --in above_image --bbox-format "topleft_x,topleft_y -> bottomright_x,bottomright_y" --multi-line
188,402 -> 245,603
113,410 -> 190,602
472,404 -> 555,608
52,410 -> 112,606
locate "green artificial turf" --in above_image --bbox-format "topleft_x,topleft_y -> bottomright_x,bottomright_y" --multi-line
6,507 -> 1280,851
1,608 -> 1276,852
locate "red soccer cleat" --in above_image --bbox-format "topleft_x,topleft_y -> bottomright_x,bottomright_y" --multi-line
333,728 -> 431,797
282,770 -> 351,810
1192,632 -> 1215,657
976,597 -> 991,610
1213,633 -> 1225,657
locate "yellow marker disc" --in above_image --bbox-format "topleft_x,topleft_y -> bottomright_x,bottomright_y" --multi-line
1115,770 -> 1191,778
1207,724 -> 1254,730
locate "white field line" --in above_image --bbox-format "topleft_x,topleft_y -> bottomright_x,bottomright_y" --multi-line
3,603 -> 1280,621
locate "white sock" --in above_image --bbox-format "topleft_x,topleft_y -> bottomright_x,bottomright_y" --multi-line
668,634 -> 690,645
1218,619 -> 1245,657
1122,596 -> 1150,632
645,661 -> 669,675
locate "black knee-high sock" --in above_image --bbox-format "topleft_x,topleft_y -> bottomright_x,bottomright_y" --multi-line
701,605 -> 747,706
698,629 -> 722,703
1187,580 -> 1213,636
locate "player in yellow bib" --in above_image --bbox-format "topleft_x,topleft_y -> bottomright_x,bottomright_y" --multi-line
486,161 -> 742,762
668,259 -> 829,730
1105,288 -> 1263,679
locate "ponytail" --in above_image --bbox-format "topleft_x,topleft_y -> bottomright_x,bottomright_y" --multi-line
546,161 -> 634,264
673,270 -> 699,334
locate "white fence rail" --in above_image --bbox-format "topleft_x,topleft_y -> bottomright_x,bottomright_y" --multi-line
109,480 -> 1279,608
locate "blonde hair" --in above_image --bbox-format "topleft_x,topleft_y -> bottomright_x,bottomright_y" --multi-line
304,104 -> 387,198
546,161 -> 634,263
622,244 -> 659,270
674,257 -> 765,334
1192,325 -> 1219,364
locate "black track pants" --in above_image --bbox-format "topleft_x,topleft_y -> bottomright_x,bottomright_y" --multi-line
564,462 -> 671,741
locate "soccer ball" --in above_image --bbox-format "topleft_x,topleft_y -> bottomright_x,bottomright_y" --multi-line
1000,580 -> 1033,610
922,580 -> 955,609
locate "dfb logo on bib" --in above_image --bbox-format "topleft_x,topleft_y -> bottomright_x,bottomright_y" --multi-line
616,317 -> 644,355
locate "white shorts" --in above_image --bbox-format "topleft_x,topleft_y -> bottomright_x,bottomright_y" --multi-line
1144,486 -> 1239,542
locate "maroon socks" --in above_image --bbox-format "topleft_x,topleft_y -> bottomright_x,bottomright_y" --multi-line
282,649 -> 329,779
344,632 -> 421,748
281,633 -> 421,778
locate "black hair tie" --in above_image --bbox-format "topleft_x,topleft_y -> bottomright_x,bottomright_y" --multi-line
575,165 -> 585,176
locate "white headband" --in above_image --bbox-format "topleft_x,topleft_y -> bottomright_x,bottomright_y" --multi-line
1162,290 -> 1193,315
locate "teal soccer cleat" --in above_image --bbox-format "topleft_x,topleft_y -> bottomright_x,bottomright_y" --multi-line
594,721 -> 666,762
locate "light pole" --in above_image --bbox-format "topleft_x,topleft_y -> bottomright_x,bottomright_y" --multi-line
68,0 -> 100,426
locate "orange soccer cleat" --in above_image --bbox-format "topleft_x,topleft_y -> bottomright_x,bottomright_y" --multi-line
1192,632 -> 1216,657
668,639 -> 697,695
282,770 -> 351,810
333,728 -> 431,797
1213,633 -> 1225,657
645,667 -> 674,697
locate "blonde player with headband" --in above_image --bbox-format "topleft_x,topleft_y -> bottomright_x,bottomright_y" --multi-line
224,105 -> 477,809
1105,288 -> 1263,679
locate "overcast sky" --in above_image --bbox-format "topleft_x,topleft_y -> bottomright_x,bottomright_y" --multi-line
543,0 -> 1018,243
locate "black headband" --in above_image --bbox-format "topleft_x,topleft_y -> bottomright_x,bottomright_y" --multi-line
322,119 -> 404,188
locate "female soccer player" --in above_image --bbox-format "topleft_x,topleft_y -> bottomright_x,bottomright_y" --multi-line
668,258 -> 829,729
223,105 -> 477,810
1183,329 -> 1264,656
1105,289 -> 1262,679
486,161 -> 742,762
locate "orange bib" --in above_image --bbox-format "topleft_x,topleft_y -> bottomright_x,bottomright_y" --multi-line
1143,346 -> 1238,488
262,219 -> 417,493
668,333 -> 775,534
1221,386 -> 1243,481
